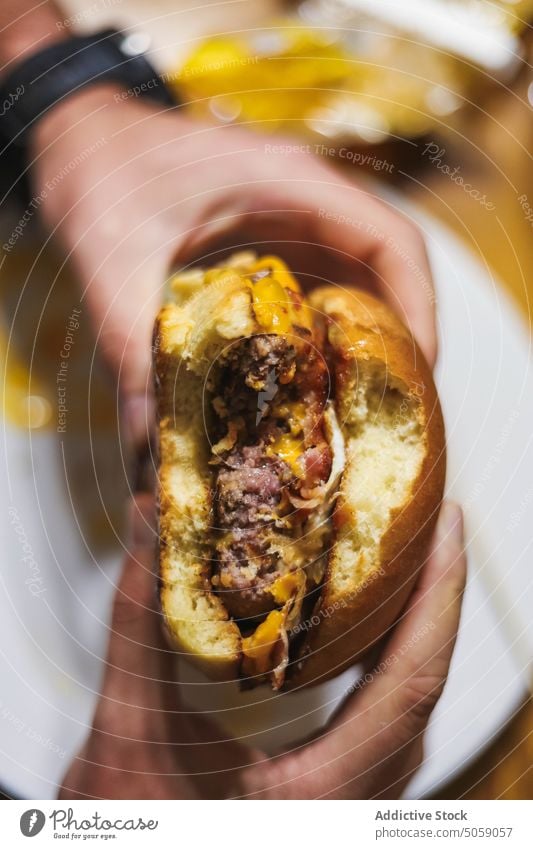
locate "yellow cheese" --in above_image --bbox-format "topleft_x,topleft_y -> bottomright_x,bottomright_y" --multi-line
249,255 -> 300,292
248,255 -> 314,335
251,276 -> 291,334
241,609 -> 283,674
266,432 -> 304,478
273,400 -> 307,436
270,571 -> 301,604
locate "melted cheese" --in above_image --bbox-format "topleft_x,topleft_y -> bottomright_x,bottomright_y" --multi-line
248,255 -> 300,292
241,610 -> 283,674
248,256 -> 312,334
266,432 -> 304,478
270,571 -> 302,604
251,276 -> 291,334
273,400 -> 307,435
265,400 -> 308,477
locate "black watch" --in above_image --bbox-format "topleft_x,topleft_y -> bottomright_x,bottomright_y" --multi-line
0,27 -> 177,151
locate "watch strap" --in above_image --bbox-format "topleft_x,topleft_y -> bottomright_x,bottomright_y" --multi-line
0,28 -> 175,148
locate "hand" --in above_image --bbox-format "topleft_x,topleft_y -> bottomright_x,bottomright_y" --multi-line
58,498 -> 465,800
29,86 -> 437,448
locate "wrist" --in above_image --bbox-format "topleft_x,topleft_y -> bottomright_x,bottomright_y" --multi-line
30,82 -> 126,154
4,26 -> 178,160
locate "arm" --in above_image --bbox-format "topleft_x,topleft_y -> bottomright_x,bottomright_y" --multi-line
1,3 -> 438,451
0,1 -> 68,74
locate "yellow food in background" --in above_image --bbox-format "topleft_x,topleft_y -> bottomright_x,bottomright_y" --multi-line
0,329 -> 51,430
172,27 -> 353,130
0,229 -> 124,546
168,21 -> 472,140
168,0 -> 533,144
0,245 -> 54,431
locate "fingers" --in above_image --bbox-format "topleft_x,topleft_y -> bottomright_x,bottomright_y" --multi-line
105,494 -> 159,674
370,225 -> 437,369
248,172 -> 437,368
29,87 -> 165,450
63,496 -> 184,799
306,181 -> 437,368
369,502 -> 466,720
302,501 -> 466,798
97,493 -> 175,726
83,262 -> 159,452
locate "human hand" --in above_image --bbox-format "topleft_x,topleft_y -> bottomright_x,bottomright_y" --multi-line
29,86 -> 437,448
58,497 -> 465,800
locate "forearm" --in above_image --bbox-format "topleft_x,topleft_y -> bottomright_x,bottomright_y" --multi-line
0,1 -> 120,161
0,0 -> 68,76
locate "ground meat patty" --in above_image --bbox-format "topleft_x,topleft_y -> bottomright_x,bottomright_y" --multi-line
215,532 -> 280,622
212,445 -> 291,622
226,335 -> 295,390
210,331 -> 332,624
215,445 -> 287,527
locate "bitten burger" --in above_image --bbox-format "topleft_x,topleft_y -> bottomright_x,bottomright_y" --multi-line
154,253 -> 445,690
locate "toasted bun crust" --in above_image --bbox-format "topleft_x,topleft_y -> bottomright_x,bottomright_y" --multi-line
154,269 -> 256,681
154,267 -> 445,688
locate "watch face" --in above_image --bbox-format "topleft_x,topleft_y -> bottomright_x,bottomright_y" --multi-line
119,31 -> 152,57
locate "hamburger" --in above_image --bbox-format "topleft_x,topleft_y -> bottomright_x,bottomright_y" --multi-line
154,252 -> 445,690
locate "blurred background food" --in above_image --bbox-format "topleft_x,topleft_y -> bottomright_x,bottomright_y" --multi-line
1,0 -> 532,799
0,224 -> 125,546
173,0 -> 533,142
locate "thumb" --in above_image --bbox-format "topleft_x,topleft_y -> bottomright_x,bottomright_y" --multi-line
308,501 -> 466,798
358,502 -> 466,738
85,262 -> 162,452
101,495 -> 169,702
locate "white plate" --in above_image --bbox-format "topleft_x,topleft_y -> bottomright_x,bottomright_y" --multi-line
0,211 -> 531,800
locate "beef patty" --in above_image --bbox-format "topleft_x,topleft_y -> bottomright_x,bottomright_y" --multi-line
209,332 -> 331,624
